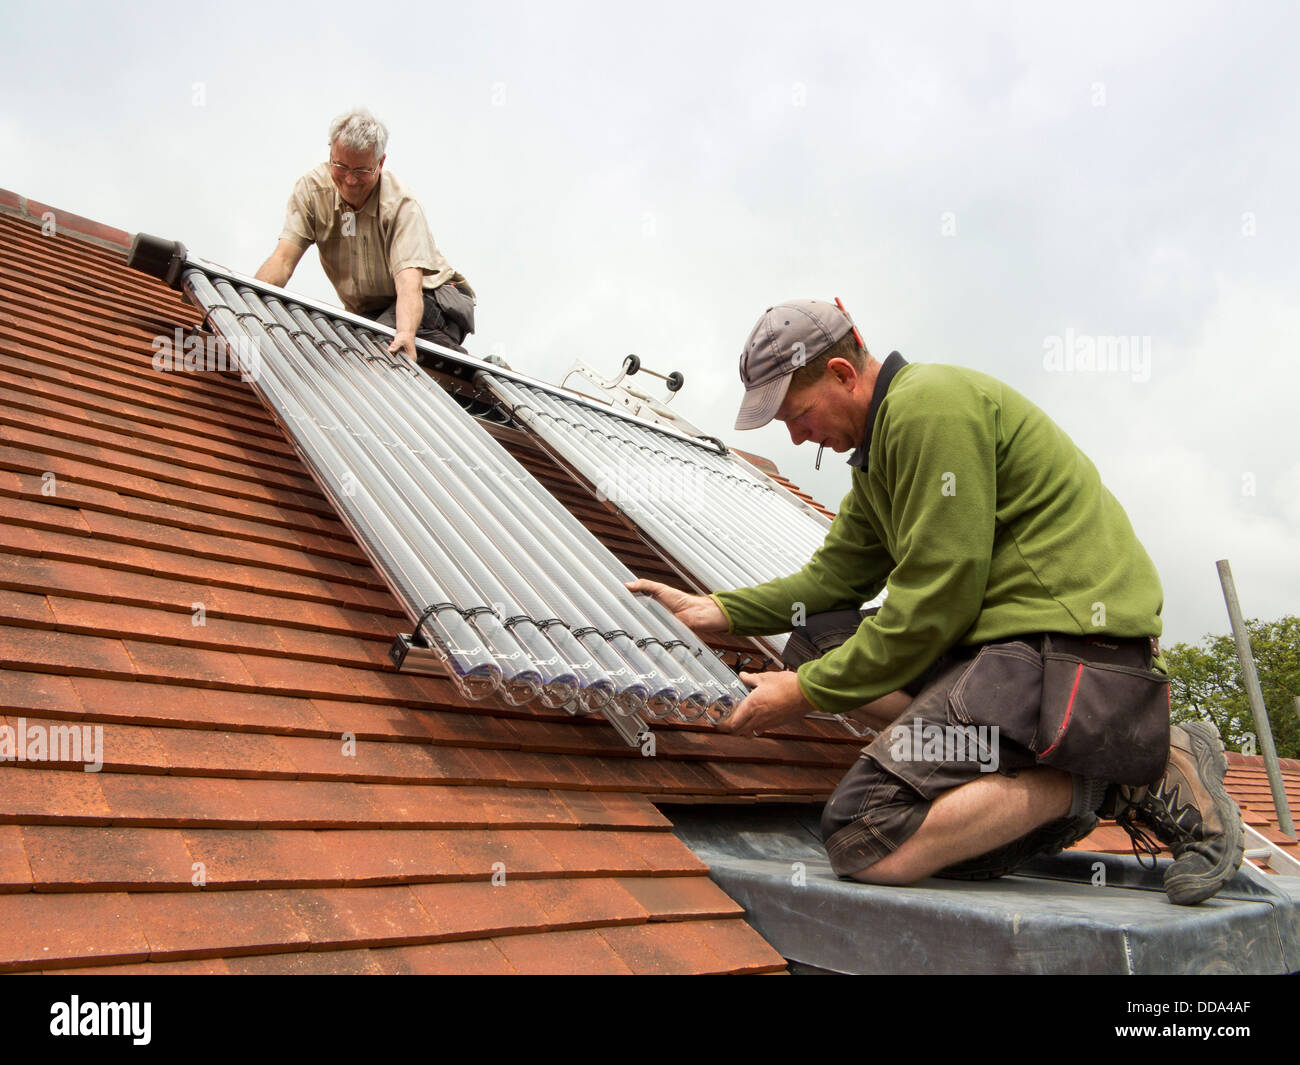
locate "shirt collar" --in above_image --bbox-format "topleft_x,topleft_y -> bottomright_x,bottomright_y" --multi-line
847,351 -> 909,469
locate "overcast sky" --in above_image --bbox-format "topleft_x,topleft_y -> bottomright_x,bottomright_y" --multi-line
3,0 -> 1297,647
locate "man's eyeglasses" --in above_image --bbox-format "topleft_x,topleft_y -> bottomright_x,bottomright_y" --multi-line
328,159 -> 380,178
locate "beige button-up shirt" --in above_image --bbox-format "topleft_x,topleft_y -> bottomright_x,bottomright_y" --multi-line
279,162 -> 473,316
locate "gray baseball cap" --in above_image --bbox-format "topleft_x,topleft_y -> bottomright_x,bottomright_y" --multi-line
734,299 -> 854,430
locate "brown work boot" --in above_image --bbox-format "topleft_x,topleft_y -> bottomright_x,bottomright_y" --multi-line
1101,721 -> 1245,905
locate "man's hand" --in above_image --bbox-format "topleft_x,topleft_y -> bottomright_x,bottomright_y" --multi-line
716,669 -> 815,736
625,579 -> 728,633
388,329 -> 418,362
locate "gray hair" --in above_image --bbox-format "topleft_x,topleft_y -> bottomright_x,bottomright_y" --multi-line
328,108 -> 389,159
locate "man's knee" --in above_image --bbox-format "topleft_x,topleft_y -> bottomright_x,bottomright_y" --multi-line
820,755 -> 931,878
846,852 -> 927,886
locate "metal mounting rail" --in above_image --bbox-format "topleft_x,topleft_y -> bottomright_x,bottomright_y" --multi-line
127,233 -> 726,455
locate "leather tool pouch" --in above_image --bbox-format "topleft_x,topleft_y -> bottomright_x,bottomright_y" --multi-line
433,282 -> 476,338
948,634 -> 1170,785
1036,634 -> 1170,785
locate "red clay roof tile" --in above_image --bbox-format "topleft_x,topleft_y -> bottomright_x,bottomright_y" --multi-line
615,875 -> 745,920
533,828 -> 661,875
433,829 -> 567,878
225,949 -> 386,975
553,789 -> 674,829
0,892 -> 149,972
369,938 -> 515,975
680,916 -> 790,973
282,885 -> 444,949
96,773 -> 264,828
493,927 -> 636,975
180,827 -> 346,888
408,879 -> 551,940
130,888 -> 312,960
0,626 -> 137,677
21,825 -> 196,891
521,877 -> 650,929
312,828 -> 461,884
596,919 -> 727,975
0,766 -> 113,825
0,823 -> 34,891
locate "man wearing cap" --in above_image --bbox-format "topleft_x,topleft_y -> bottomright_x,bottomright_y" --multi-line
254,107 -> 476,362
629,299 -> 1244,905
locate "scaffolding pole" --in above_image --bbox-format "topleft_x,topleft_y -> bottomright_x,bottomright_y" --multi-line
1216,559 -> 1295,839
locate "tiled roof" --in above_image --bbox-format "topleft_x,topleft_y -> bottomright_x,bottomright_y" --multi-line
3,190 -> 1292,974
1222,752 -> 1300,865
0,194 -> 868,973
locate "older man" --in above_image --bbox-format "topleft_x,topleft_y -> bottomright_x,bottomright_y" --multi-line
255,108 -> 475,360
630,298 -> 1244,905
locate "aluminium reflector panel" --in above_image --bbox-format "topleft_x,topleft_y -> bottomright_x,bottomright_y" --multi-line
480,374 -> 835,654
133,250 -> 749,746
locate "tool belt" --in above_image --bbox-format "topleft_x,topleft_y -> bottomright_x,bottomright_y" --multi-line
948,632 -> 1169,785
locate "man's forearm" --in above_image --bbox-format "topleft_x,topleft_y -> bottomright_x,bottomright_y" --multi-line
254,258 -> 292,287
394,271 -> 424,337
713,566 -> 876,637
385,269 -> 425,361
714,477 -> 893,638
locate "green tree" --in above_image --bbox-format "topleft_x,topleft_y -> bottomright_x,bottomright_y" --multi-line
1165,615 -> 1300,759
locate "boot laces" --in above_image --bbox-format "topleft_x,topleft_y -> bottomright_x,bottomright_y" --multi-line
1115,808 -> 1163,870
1141,781 -> 1200,849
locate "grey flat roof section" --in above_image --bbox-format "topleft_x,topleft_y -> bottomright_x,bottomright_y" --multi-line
668,804 -> 1300,975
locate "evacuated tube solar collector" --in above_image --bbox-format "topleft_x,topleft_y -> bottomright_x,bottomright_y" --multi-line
126,233 -> 753,745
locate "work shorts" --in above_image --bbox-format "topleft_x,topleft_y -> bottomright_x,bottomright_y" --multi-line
785,610 -> 1168,878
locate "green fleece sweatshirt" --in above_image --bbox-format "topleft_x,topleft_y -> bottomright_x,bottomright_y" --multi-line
711,354 -> 1165,716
